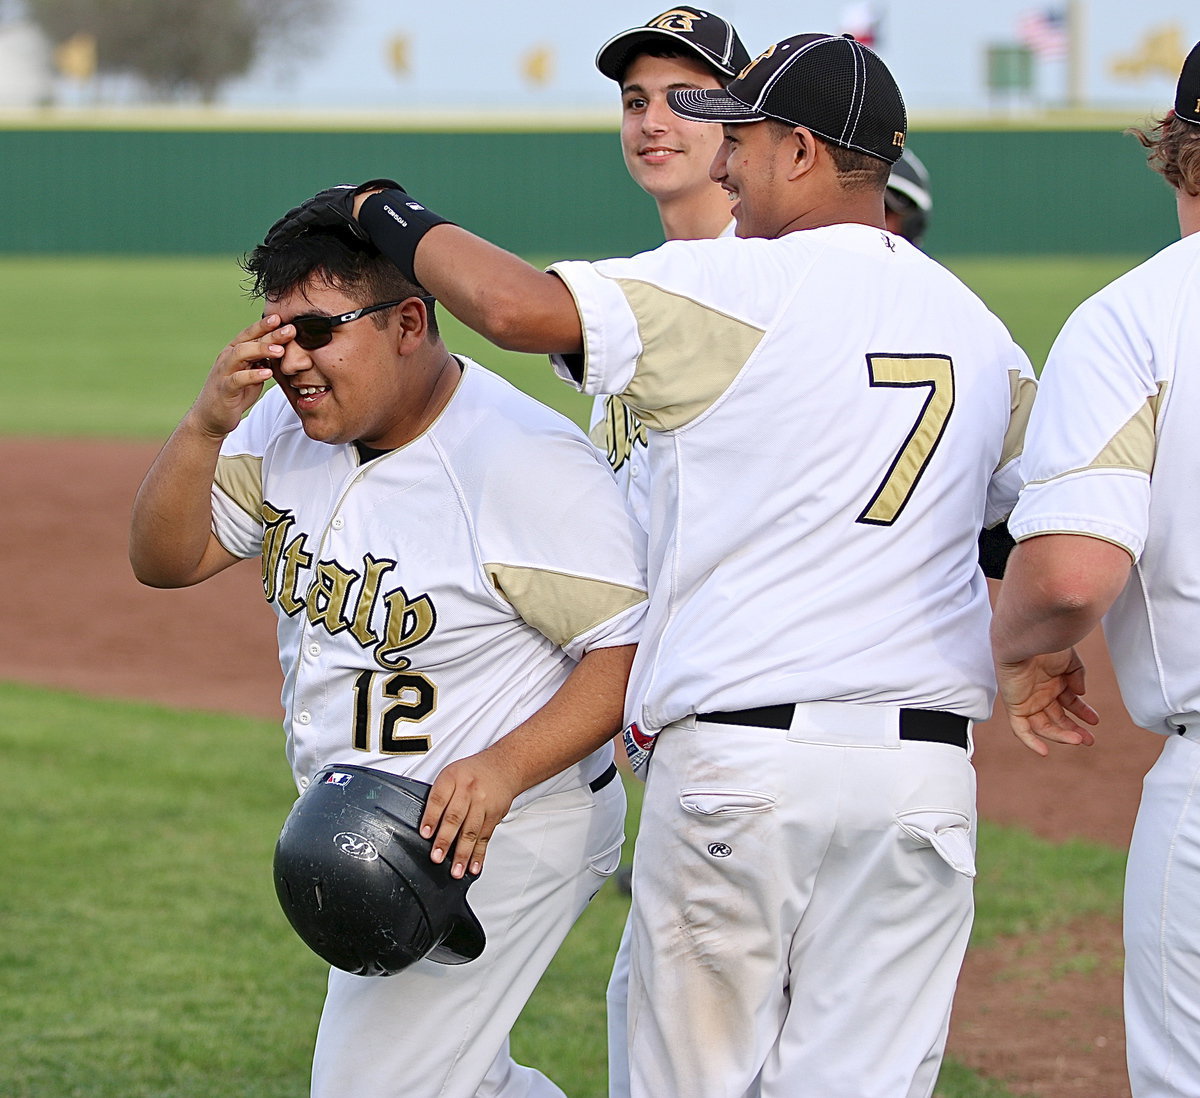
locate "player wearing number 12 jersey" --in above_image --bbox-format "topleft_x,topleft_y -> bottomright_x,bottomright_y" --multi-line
130,222 -> 646,1098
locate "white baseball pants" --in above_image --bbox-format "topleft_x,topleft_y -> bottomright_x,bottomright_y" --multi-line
623,709 -> 976,1098
309,776 -> 626,1098
1125,731 -> 1200,1097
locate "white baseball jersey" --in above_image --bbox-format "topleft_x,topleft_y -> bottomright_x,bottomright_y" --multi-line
551,225 -> 1034,733
209,360 -> 647,800
1009,232 -> 1200,737
586,220 -> 738,535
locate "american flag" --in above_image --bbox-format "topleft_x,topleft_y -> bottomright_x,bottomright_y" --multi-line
1017,8 -> 1069,59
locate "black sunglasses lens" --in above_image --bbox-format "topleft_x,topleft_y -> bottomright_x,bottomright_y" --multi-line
292,317 -> 333,350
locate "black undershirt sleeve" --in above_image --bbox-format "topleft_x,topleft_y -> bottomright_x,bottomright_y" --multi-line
978,521 -> 1016,580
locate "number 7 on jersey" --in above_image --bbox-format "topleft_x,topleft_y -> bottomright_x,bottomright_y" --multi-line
857,354 -> 955,526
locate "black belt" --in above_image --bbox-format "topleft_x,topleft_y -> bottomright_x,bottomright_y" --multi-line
588,762 -> 619,792
696,704 -> 969,750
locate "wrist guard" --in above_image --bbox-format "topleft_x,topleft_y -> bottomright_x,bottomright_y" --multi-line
358,191 -> 455,283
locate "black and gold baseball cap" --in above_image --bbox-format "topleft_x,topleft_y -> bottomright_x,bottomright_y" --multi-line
595,6 -> 750,83
1176,40 -> 1200,125
668,32 -> 907,164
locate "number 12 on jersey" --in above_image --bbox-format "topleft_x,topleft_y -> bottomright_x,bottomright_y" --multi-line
352,669 -> 437,754
857,354 -> 955,526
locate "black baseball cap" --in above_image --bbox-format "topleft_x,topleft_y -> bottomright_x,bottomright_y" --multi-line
669,32 -> 908,164
595,6 -> 750,83
1176,40 -> 1200,125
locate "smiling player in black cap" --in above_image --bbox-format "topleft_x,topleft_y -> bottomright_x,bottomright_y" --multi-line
268,30 -> 1038,1097
588,7 -> 751,537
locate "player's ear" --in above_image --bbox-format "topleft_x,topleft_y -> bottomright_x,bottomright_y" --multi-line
787,127 -> 819,181
394,295 -> 430,353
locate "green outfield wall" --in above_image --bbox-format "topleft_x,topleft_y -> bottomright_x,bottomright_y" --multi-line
0,122 -> 1180,257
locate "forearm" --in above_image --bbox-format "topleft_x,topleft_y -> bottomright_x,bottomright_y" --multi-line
129,410 -> 235,588
991,535 -> 1131,663
481,643 -> 635,792
353,191 -> 584,354
420,643 -> 635,876
990,589 -> 1100,665
131,316 -> 281,587
413,226 -> 582,354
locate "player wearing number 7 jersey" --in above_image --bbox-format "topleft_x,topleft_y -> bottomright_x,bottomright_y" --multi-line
129,221 -> 646,1098
264,31 -> 1037,1097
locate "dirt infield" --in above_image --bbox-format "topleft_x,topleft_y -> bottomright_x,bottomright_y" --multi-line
4,437 -> 1163,1098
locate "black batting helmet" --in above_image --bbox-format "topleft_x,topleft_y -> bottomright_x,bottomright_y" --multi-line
273,765 -> 486,977
885,148 -> 933,247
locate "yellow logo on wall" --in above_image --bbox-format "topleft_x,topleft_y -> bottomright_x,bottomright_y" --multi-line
1110,24 -> 1186,82
522,46 -> 554,86
387,35 -> 411,77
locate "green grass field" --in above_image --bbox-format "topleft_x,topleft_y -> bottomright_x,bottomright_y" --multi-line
0,253 -> 1142,1096
0,684 -> 1125,1098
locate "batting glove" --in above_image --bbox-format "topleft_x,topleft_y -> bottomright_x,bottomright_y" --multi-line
263,179 -> 405,248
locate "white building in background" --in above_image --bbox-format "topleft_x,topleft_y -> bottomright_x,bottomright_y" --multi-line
0,21 -> 51,106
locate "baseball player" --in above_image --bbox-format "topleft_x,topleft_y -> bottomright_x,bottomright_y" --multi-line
885,146 -> 932,247
590,9 -> 750,1093
990,41 -> 1200,1098
589,6 -> 750,536
128,219 -> 647,1098
267,30 -> 1036,1097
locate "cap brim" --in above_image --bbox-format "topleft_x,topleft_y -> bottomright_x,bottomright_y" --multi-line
668,87 -> 766,124
596,28 -> 736,82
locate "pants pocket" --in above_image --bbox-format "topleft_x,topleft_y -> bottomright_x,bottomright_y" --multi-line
588,835 -> 625,879
679,789 -> 777,816
896,808 -> 976,878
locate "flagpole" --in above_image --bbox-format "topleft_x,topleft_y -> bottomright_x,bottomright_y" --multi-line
1066,0 -> 1086,109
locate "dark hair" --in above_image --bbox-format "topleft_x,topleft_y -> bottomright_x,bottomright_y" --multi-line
242,228 -> 438,337
1130,112 -> 1200,196
765,120 -> 891,192
619,44 -> 735,88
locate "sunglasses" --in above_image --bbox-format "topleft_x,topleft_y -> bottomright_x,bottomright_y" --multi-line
287,295 -> 436,351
